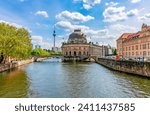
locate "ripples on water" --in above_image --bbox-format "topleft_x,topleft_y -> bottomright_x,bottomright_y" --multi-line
0,58 -> 150,98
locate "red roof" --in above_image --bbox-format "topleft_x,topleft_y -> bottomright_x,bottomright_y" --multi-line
127,33 -> 140,39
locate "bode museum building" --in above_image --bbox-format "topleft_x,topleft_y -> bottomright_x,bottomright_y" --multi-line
61,29 -> 111,61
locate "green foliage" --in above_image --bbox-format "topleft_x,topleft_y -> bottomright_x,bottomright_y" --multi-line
51,51 -> 62,55
0,22 -> 32,63
31,48 -> 62,57
31,48 -> 51,56
112,49 -> 117,55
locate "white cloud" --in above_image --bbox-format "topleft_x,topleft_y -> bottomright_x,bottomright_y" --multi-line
56,21 -> 89,30
138,13 -> 150,21
83,0 -> 101,4
74,0 -> 101,10
129,0 -> 141,3
109,24 -> 137,34
103,6 -> 127,22
87,24 -> 137,46
35,11 -> 49,18
55,1 -> 141,46
32,36 -> 43,43
0,20 -> 23,28
127,9 -> 139,17
103,4 -> 139,23
83,4 -> 92,10
0,20 -> 32,33
105,2 -> 119,7
56,11 -> 94,22
56,21 -> 109,43
83,0 -> 101,10
56,18 -> 139,46
31,36 -> 51,49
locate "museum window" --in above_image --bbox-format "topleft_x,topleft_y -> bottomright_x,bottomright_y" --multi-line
66,52 -> 68,56
74,51 -> 76,56
83,51 -> 86,55
78,51 -> 81,56
69,51 -> 71,56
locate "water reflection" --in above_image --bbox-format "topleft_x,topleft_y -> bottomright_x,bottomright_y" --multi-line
0,58 -> 150,98
112,72 -> 150,98
0,68 -> 30,98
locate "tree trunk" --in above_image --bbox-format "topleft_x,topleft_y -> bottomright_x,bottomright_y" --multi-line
0,54 -> 4,64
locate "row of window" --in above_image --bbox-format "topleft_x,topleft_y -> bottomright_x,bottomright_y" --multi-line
65,51 -> 89,56
124,51 -> 150,57
64,47 -> 88,50
123,43 -> 150,51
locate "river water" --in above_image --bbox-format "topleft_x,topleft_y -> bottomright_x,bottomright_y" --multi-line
0,58 -> 150,98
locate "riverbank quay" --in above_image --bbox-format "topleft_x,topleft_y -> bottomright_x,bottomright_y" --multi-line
0,57 -> 49,73
96,58 -> 150,77
0,59 -> 34,73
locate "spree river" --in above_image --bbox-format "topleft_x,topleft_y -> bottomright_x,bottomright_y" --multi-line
0,58 -> 150,98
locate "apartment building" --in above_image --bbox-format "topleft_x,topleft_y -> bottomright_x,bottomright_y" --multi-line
117,24 -> 150,60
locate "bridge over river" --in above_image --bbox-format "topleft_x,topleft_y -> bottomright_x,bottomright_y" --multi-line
0,58 -> 150,98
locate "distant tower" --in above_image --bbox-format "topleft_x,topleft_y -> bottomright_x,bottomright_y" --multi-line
53,26 -> 56,48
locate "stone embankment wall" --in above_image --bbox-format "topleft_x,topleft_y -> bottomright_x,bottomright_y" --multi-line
0,59 -> 34,73
0,57 -> 50,73
97,58 -> 150,77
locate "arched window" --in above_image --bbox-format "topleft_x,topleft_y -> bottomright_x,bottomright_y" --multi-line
83,51 -> 86,55
74,51 -> 76,56
69,51 -> 71,56
66,52 -> 68,56
78,51 -> 81,56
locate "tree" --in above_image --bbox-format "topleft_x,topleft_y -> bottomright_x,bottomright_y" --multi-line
0,22 -> 32,63
31,48 -> 51,57
112,49 -> 117,55
0,53 -> 4,63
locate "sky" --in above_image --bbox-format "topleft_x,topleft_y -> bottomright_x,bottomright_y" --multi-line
0,0 -> 150,49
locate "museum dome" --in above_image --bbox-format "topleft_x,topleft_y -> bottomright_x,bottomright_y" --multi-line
68,29 -> 87,44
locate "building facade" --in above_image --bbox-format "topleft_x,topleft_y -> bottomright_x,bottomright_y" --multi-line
117,24 -> 150,61
61,29 -> 107,61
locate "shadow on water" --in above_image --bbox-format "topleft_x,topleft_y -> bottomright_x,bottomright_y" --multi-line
0,67 -> 30,98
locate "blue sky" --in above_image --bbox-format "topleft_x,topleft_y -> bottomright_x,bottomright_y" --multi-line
0,0 -> 150,49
